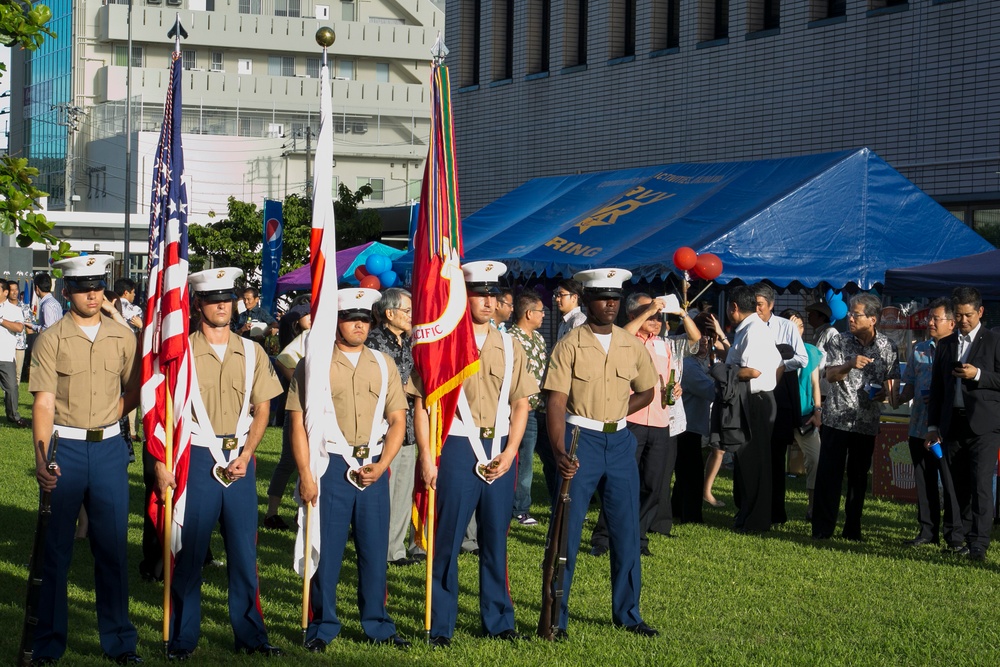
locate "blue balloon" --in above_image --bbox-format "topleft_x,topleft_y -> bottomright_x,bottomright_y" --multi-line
365,254 -> 390,276
829,290 -> 844,303
825,288 -> 835,303
830,299 -> 848,322
378,270 -> 398,288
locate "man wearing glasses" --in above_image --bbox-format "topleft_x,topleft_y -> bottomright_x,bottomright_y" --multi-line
553,280 -> 588,341
897,298 -> 956,547
926,286 -> 1000,562
812,294 -> 899,542
493,288 -> 514,333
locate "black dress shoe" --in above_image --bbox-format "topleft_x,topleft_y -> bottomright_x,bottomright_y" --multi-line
590,545 -> 608,557
243,643 -> 283,657
969,549 -> 987,562
554,628 -> 569,641
108,652 -> 144,665
944,545 -> 970,556
412,553 -> 427,562
10,417 -> 30,428
166,649 -> 191,661
623,622 -> 659,637
389,557 -> 418,567
31,658 -> 57,666
640,546 -> 653,557
489,629 -> 528,641
429,636 -> 451,648
372,634 -> 411,648
303,638 -> 327,653
904,536 -> 938,547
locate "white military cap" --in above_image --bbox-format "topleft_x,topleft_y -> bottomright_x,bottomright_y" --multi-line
573,268 -> 634,298
189,267 -> 244,302
53,254 -> 115,291
337,287 -> 381,318
462,260 -> 507,295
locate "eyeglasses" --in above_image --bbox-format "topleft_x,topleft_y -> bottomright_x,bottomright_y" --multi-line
529,308 -> 545,313
929,316 -> 953,323
846,312 -> 869,320
552,292 -> 572,299
498,301 -> 513,308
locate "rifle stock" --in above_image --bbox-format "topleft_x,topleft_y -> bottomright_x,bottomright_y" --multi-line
19,431 -> 59,667
538,426 -> 580,640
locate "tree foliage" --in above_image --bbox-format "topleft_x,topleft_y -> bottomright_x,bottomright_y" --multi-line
0,2 -> 71,258
188,187 -> 382,287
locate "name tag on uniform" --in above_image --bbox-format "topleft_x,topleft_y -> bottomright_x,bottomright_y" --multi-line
352,445 -> 370,459
221,437 -> 238,451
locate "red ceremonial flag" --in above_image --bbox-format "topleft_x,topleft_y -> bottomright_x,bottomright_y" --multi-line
410,49 -> 479,547
142,51 -> 194,559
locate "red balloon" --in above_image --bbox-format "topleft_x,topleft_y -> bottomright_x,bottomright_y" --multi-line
359,275 -> 381,290
354,265 -> 369,280
673,247 -> 698,271
693,253 -> 723,281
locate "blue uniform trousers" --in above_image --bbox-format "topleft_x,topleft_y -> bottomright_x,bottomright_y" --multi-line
432,435 -> 516,639
558,426 -> 643,629
169,447 -> 268,652
33,434 -> 137,661
306,456 -> 397,643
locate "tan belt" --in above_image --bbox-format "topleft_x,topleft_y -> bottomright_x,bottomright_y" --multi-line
54,422 -> 122,442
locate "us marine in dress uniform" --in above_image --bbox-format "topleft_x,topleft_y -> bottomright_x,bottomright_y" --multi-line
543,268 -> 660,638
289,288 -> 410,651
153,268 -> 283,660
29,255 -> 143,665
412,261 -> 538,647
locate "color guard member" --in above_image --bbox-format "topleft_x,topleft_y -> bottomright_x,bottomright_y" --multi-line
29,255 -> 143,664
543,268 -> 660,638
155,268 -> 283,660
289,288 -> 410,650
412,261 -> 537,647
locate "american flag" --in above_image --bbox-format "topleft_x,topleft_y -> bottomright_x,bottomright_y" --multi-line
143,51 -> 194,557
294,51 -> 338,578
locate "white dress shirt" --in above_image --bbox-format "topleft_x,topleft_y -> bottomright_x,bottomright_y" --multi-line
727,312 -> 782,393
763,314 -> 808,371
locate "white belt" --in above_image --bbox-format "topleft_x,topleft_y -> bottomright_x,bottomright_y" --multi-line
566,414 -> 627,433
54,422 -> 122,442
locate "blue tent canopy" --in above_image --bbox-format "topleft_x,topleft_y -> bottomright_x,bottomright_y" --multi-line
440,149 -> 992,289
883,249 -> 1000,300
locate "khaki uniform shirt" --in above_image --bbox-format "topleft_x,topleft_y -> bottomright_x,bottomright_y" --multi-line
191,331 -> 282,435
544,324 -> 657,422
408,328 -> 539,428
287,347 -> 407,447
30,315 -> 140,428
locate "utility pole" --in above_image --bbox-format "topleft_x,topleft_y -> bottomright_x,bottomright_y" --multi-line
304,127 -> 313,194
52,103 -> 87,211
123,0 -> 134,280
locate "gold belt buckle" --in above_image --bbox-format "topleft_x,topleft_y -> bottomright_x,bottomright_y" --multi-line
480,427 -> 495,439
353,445 -> 370,459
86,428 -> 104,442
602,422 -> 617,434
221,437 -> 238,450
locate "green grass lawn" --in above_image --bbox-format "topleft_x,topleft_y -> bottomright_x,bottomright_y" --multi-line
3,386 -> 1000,665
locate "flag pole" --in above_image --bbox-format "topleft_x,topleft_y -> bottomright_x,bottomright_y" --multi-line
162,386 -> 173,655
301,501 -> 312,642
424,401 -> 438,644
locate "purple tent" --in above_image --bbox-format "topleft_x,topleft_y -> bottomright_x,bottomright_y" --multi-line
275,241 -> 405,294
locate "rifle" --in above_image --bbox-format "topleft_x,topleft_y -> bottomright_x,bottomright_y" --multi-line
538,426 -> 580,640
19,431 -> 60,667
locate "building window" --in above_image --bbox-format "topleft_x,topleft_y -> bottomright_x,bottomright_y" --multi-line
275,0 -> 301,17
493,0 -> 514,80
338,60 -> 354,80
564,0 -> 588,67
342,0 -> 356,21
238,58 -> 253,75
699,0 -> 729,41
651,0 -> 680,51
461,0 -> 482,86
182,50 -> 197,70
611,0 -> 637,58
238,0 -> 262,15
748,0 -> 780,33
827,0 -> 846,17
358,177 -> 384,202
114,44 -> 144,68
871,0 -> 907,9
376,62 -> 390,82
211,52 -> 224,71
268,55 -> 295,77
527,0 -> 551,74
306,58 -> 320,78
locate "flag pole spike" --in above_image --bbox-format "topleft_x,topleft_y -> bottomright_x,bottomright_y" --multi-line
430,32 -> 449,66
167,13 -> 188,54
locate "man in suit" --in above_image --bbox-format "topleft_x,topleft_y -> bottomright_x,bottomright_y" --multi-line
926,286 -> 1000,562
